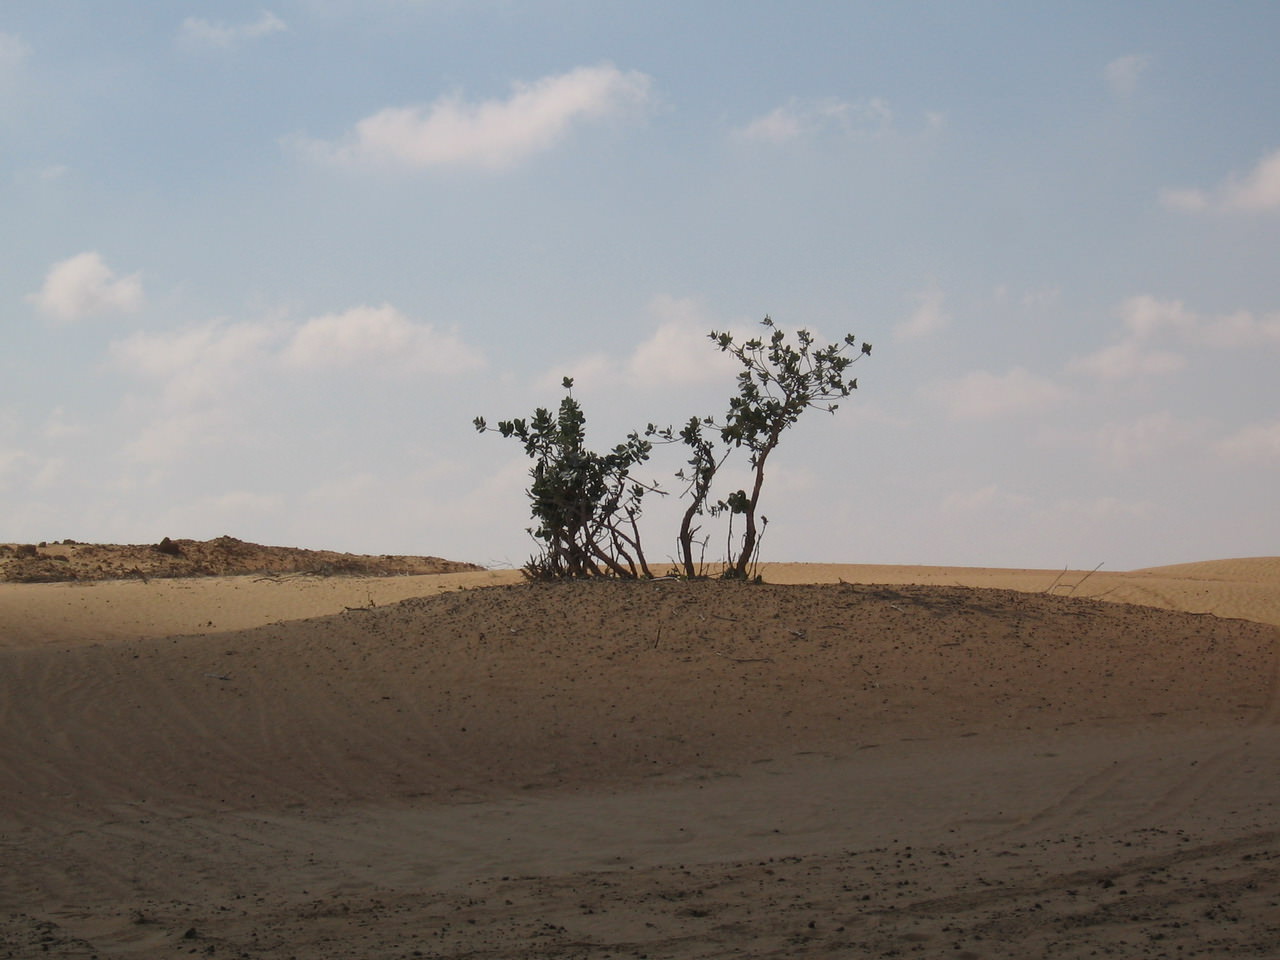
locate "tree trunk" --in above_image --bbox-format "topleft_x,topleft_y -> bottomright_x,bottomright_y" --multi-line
732,445 -> 773,578
678,503 -> 699,578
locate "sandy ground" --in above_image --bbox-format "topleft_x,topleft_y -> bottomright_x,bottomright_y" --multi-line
2,559 -> 1279,958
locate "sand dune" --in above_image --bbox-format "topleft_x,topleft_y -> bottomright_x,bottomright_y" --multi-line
2,560 -> 1279,958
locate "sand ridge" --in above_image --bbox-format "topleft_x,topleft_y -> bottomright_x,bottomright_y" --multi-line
0,536 -> 482,584
2,559 -> 1280,957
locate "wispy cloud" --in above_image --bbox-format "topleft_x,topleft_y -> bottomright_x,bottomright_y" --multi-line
940,483 -> 1033,516
115,304 -> 485,389
109,319 -> 277,464
1069,294 -> 1280,379
1068,337 -> 1186,380
537,296 -> 745,394
1217,419 -> 1280,463
281,303 -> 484,374
624,296 -> 740,386
1162,147 -> 1280,213
735,96 -> 893,144
303,64 -> 652,171
895,287 -> 950,340
111,320 -> 276,401
178,10 -> 287,49
928,367 -> 1065,421
28,252 -> 145,320
0,31 -> 29,78
110,303 -> 485,466
1088,412 -> 1211,469
1105,53 -> 1151,99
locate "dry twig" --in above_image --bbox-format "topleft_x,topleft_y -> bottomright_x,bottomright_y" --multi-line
713,652 -> 774,664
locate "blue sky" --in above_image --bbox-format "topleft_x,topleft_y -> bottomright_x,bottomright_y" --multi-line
3,2 -> 1279,570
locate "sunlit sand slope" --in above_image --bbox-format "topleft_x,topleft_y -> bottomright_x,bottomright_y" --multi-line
2,560 -> 1278,958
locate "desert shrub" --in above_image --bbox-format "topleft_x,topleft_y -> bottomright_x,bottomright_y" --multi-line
478,317 -> 871,580
670,414 -> 730,578
708,317 -> 871,578
475,378 -> 661,579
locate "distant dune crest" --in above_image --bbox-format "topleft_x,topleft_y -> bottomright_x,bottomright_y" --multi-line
0,535 -> 481,583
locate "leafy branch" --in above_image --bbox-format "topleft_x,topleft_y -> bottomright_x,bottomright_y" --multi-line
476,317 -> 871,581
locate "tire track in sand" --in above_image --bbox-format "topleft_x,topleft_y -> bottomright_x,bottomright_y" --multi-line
1122,627 -> 1280,830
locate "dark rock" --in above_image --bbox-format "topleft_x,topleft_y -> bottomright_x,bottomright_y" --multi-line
154,537 -> 183,557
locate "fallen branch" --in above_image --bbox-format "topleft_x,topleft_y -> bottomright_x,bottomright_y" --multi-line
713,651 -> 774,664
1042,567 -> 1069,594
1065,562 -> 1105,596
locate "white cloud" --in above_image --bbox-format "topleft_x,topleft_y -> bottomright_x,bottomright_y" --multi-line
0,31 -> 29,77
1199,309 -> 1280,348
179,10 -> 287,48
0,444 -> 64,495
282,303 -> 485,374
535,353 -> 617,394
123,406 -> 244,467
930,367 -> 1065,421
628,322 -> 722,384
940,484 -> 1032,515
1069,295 -> 1280,379
1105,53 -> 1151,99
1068,295 -> 1192,380
0,444 -> 33,485
112,322 -> 271,380
895,287 -> 950,340
1113,294 -> 1196,338
113,304 -> 485,403
537,296 -> 744,393
308,64 -> 652,170
736,106 -> 803,144
1068,338 -> 1186,380
43,407 -> 84,441
1089,412 -> 1211,468
624,296 -> 740,385
1217,420 -> 1280,463
28,252 -> 145,320
109,317 -> 301,465
29,457 -> 66,492
1048,496 -> 1153,524
736,96 -> 893,144
1162,147 -> 1280,213
110,305 -> 483,466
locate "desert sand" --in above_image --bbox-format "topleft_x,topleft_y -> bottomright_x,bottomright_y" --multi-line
3,555 -> 1280,958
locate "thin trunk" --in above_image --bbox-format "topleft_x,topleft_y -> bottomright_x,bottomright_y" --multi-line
733,437 -> 777,577
678,504 -> 699,578
627,511 -> 653,579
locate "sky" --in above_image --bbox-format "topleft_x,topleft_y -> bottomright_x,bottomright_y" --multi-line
3,2 -> 1279,572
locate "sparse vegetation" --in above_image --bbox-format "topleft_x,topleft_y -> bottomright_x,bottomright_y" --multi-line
707,317 -> 871,578
474,379 -> 661,579
477,317 -> 871,580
